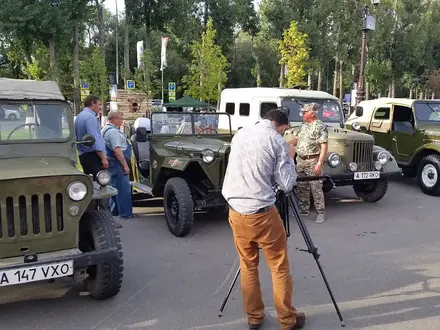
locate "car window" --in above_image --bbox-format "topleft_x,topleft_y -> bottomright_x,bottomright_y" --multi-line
374,107 -> 390,120
0,102 -> 71,142
414,102 -> 440,122
280,98 -> 343,123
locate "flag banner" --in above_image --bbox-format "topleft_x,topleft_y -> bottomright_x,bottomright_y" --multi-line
160,36 -> 169,71
137,41 -> 144,68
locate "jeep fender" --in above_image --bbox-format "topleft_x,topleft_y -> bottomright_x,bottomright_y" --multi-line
372,145 -> 400,173
408,143 -> 440,167
160,157 -> 191,171
92,182 -> 118,199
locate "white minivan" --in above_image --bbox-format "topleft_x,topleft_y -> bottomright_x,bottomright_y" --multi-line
217,87 -> 344,132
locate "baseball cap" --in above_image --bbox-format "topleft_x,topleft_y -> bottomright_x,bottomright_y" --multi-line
300,103 -> 319,112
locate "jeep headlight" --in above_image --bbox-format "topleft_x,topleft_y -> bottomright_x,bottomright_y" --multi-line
202,149 -> 215,164
352,121 -> 361,131
97,170 -> 111,186
327,153 -> 341,168
377,151 -> 389,165
67,181 -> 87,201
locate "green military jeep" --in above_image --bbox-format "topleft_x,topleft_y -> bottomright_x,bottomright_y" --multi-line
346,98 -> 440,196
0,78 -> 123,299
128,111 -> 232,237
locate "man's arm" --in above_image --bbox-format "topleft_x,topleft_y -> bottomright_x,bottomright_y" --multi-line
85,118 -> 108,168
315,124 -> 329,175
273,136 -> 297,192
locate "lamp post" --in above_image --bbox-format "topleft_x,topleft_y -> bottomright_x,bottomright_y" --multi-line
115,0 -> 119,86
356,1 -> 379,106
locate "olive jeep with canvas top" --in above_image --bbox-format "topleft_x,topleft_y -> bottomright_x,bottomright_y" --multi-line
128,111 -> 233,237
218,87 -> 401,202
346,98 -> 440,196
0,78 -> 123,299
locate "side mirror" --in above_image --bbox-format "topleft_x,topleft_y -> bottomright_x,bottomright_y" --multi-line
355,107 -> 363,117
78,134 -> 95,147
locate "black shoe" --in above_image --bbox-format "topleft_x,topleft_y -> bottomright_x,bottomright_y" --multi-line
289,312 -> 306,330
248,323 -> 261,330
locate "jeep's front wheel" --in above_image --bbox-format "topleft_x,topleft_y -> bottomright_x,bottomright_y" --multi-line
79,210 -> 123,300
417,154 -> 440,196
353,180 -> 388,202
163,177 -> 194,237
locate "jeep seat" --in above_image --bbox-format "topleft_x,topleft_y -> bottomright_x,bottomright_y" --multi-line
131,126 -> 151,179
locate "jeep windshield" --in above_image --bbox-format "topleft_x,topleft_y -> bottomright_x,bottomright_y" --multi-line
280,98 -> 344,124
414,102 -> 440,123
0,101 -> 71,143
151,112 -> 231,135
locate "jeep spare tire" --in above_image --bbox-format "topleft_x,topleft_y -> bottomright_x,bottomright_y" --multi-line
80,210 -> 123,300
164,177 -> 194,237
417,154 -> 440,196
353,180 -> 388,203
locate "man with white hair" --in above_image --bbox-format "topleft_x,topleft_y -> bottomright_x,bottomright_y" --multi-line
101,111 -> 138,222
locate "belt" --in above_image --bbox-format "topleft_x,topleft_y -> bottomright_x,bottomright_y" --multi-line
298,154 -> 320,160
230,205 -> 273,214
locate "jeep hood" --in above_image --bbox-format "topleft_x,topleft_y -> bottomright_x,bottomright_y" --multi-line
0,157 -> 82,181
164,139 -> 230,154
419,125 -> 440,138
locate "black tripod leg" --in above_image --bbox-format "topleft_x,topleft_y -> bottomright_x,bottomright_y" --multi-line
287,194 -> 345,327
218,267 -> 240,317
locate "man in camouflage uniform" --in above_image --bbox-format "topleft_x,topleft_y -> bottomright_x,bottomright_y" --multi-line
290,103 -> 328,223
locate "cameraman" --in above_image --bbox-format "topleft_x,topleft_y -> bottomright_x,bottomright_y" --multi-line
222,109 -> 306,330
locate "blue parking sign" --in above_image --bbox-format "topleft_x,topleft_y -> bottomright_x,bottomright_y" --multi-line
127,80 -> 135,89
168,82 -> 175,91
81,82 -> 89,89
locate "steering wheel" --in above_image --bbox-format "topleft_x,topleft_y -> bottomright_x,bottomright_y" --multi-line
7,123 -> 57,140
197,127 -> 218,134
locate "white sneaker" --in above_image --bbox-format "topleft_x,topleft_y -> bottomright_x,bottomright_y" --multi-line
316,214 -> 325,223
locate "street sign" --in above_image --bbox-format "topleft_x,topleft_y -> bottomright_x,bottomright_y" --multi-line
168,82 -> 176,102
81,81 -> 89,89
126,80 -> 135,90
168,82 -> 176,91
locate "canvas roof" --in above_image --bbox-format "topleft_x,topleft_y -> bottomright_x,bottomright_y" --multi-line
0,78 -> 65,101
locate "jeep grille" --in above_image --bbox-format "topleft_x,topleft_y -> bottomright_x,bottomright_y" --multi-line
0,193 -> 64,239
352,141 -> 373,171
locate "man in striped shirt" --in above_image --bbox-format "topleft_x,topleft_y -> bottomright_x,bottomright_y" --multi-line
222,109 -> 306,330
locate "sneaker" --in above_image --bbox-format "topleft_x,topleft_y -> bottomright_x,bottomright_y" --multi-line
119,214 -> 139,219
289,312 -> 306,329
316,214 -> 325,223
300,211 -> 309,216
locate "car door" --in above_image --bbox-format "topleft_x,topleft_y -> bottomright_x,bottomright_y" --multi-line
369,106 -> 393,153
391,104 -> 416,164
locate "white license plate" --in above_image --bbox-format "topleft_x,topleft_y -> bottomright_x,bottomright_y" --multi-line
0,260 -> 73,287
354,171 -> 380,180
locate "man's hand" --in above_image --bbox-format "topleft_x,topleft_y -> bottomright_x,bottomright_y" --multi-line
288,136 -> 298,146
101,158 -> 109,169
123,164 -> 130,175
314,162 -> 323,176
288,144 -> 296,158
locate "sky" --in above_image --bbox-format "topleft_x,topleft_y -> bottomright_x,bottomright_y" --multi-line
104,0 -> 260,15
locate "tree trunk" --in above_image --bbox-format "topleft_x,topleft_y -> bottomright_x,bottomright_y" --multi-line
48,38 -> 57,81
279,64 -> 284,88
317,69 -> 322,91
95,0 -> 105,62
333,55 -> 338,96
391,77 -> 395,97
250,35 -> 261,87
307,72 -> 312,90
124,9 -> 130,76
73,21 -> 81,116
339,60 -> 343,103
409,88 -> 413,99
432,91 -> 435,99
366,82 -> 369,100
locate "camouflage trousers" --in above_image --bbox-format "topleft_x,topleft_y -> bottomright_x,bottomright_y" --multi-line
296,157 -> 325,215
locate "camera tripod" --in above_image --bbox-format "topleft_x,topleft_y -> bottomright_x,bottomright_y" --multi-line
217,175 -> 345,327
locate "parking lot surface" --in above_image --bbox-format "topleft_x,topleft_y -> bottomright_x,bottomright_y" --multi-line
0,177 -> 439,330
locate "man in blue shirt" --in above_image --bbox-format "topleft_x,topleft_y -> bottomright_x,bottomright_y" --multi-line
75,95 -> 108,178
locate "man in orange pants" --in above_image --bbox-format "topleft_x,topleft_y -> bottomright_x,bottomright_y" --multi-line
222,108 -> 306,330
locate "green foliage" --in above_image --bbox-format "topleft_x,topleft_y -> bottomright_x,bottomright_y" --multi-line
80,47 -> 108,102
279,21 -> 310,88
183,17 -> 229,103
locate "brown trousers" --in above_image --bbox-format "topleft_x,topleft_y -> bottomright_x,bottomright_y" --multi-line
228,206 -> 297,329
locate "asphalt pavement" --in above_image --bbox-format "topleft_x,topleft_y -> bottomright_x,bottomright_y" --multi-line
0,176 -> 440,330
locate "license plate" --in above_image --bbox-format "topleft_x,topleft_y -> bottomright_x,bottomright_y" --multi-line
354,171 -> 380,180
0,260 -> 73,287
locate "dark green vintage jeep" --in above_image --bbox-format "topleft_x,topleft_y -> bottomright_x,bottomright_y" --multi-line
0,78 -> 123,299
128,111 -> 232,237
346,98 -> 440,196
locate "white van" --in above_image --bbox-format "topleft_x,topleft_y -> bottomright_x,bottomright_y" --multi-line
217,87 -> 344,132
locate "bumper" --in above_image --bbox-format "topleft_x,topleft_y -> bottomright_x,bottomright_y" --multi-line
326,170 -> 402,186
0,247 -> 119,272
